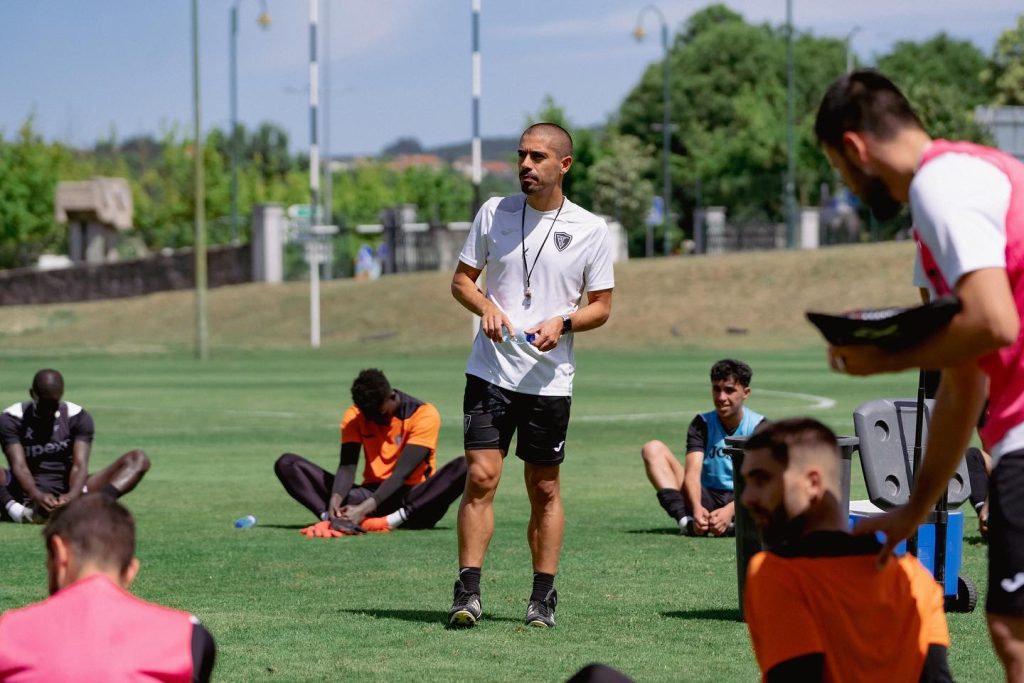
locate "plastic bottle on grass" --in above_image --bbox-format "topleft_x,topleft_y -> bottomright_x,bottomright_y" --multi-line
234,515 -> 257,529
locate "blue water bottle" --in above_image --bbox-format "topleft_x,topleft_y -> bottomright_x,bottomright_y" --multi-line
234,514 -> 257,529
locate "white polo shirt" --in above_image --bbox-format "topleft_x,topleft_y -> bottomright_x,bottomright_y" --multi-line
459,194 -> 615,396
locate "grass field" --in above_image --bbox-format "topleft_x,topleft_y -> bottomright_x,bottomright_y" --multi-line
0,346 -> 998,682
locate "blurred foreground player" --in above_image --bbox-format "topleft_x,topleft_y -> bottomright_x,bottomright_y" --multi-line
274,368 -> 467,536
815,70 -> 1024,680
0,369 -> 150,523
741,418 -> 951,682
641,359 -> 764,536
0,494 -> 216,682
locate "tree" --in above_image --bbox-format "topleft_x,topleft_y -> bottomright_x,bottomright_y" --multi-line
589,134 -> 654,256
876,33 -> 994,107
381,137 -> 424,157
984,15 -> 1024,106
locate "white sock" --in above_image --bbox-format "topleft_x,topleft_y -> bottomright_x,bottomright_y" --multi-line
5,501 -> 30,524
319,511 -> 330,521
385,508 -> 408,529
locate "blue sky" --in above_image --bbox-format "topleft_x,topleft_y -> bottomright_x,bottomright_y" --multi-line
2,1 -> 1020,155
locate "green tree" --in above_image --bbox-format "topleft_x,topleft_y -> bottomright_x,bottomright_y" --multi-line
589,134 -> 654,256
0,117 -> 70,267
876,33 -> 994,106
984,15 -> 1024,105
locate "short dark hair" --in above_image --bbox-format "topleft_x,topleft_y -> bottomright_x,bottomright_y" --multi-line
351,368 -> 392,414
743,417 -> 838,466
32,369 -> 64,399
814,70 -> 924,149
522,122 -> 574,158
710,359 -> 752,387
44,495 -> 135,573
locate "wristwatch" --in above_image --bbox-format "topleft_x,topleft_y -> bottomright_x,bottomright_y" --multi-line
561,314 -> 573,334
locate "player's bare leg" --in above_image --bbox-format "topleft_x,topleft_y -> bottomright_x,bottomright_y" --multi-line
989,614 -> 1024,682
640,440 -> 685,489
85,449 -> 150,498
456,448 -> 505,568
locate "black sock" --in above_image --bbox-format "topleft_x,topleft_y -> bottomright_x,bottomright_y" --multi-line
99,483 -> 122,500
459,567 -> 481,595
531,572 -> 555,602
656,488 -> 687,521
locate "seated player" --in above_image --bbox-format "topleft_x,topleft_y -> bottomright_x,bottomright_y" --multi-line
0,494 -> 216,681
641,359 -> 765,536
0,369 -> 150,523
274,368 -> 467,535
740,418 -> 951,682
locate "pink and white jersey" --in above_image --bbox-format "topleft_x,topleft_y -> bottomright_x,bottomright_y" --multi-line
911,139 -> 1024,462
0,574 -> 197,682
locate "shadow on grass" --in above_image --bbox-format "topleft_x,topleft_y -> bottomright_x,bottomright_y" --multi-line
258,523 -> 309,530
626,527 -> 679,536
662,608 -> 741,623
964,534 -> 988,547
339,608 -> 520,625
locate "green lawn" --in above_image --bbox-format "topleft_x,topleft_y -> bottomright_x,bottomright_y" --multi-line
0,347 -> 997,681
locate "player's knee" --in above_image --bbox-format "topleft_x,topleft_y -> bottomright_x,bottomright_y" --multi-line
274,453 -> 299,479
466,462 -> 499,495
526,473 -> 560,504
989,618 -> 1024,665
126,449 -> 151,473
640,440 -> 665,463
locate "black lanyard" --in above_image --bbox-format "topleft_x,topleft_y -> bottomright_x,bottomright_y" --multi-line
520,196 -> 565,299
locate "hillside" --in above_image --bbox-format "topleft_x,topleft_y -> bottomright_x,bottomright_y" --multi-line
0,242 -> 920,354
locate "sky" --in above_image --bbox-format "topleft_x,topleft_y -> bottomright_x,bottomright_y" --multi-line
2,1 -> 1021,156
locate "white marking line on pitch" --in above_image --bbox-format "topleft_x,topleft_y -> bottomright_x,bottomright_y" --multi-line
572,388 -> 835,423
755,389 -> 836,410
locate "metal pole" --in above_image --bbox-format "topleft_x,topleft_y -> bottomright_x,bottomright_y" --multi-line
471,0 -> 482,219
660,20 -> 671,256
192,0 -> 208,360
309,0 -> 321,348
229,2 -> 240,244
845,26 -> 860,73
323,0 -> 332,228
784,0 -> 798,248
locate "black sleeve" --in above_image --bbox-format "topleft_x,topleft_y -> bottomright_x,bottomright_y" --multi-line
71,409 -> 95,443
765,653 -> 824,683
685,415 -> 707,455
918,645 -> 952,683
330,443 -> 361,499
191,622 -> 216,683
371,444 -> 431,506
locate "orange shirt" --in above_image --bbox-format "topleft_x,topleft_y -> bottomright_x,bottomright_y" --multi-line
745,532 -> 949,683
340,391 -> 439,486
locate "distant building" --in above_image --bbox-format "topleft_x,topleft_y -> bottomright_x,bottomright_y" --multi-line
385,153 -> 445,172
976,106 -> 1024,161
452,156 -> 515,180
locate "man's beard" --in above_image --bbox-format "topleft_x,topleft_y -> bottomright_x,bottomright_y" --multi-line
757,506 -> 810,548
862,175 -> 903,221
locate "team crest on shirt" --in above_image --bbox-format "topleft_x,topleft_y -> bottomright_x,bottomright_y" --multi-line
554,232 -> 572,251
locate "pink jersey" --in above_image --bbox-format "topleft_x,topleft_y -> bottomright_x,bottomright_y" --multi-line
914,139 -> 1024,452
0,574 -> 194,682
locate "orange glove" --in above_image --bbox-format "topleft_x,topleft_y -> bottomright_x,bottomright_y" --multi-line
361,517 -> 391,533
299,520 -> 343,538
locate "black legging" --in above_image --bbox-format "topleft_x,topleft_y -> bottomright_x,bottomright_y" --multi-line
274,453 -> 467,528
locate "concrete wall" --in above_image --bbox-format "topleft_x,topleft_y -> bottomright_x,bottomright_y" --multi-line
0,245 -> 251,306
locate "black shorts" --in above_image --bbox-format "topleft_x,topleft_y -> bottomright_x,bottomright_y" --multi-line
986,450 -> 1024,615
683,486 -> 734,516
462,374 -> 571,466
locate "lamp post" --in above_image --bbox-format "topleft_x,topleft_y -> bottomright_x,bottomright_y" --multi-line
633,5 -> 671,258
470,0 -> 482,219
191,0 -> 207,360
845,26 -> 861,73
229,0 -> 270,244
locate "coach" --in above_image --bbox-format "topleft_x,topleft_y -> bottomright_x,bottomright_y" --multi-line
446,123 -> 615,629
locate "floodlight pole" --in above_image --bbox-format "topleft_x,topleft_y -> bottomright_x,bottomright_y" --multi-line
471,0 -> 482,218
845,26 -> 860,73
191,0 -> 208,360
784,0 -> 798,249
323,0 -> 332,227
634,5 -> 672,258
309,0 -> 321,348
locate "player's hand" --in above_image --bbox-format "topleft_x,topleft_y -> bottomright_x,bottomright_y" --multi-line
338,499 -> 375,526
708,508 -> 732,537
480,303 -> 514,343
852,503 -> 926,565
979,498 -> 990,539
692,506 -> 711,535
526,317 -> 564,353
300,520 -> 343,538
32,493 -> 61,514
828,345 -> 900,376
327,493 -> 344,519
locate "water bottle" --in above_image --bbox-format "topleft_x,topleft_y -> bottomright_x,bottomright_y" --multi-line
234,514 -> 258,529
501,326 -> 536,345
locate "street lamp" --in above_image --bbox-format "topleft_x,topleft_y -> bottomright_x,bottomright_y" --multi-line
229,0 -> 271,244
845,26 -> 861,73
784,0 -> 797,248
633,5 -> 672,258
